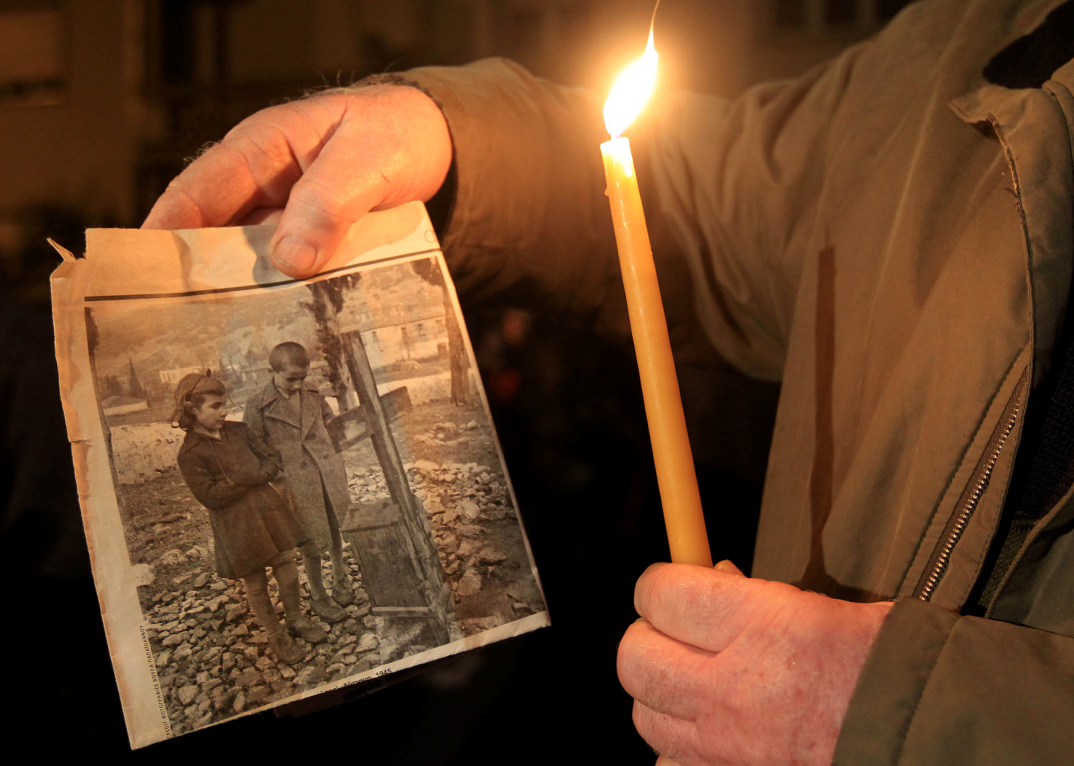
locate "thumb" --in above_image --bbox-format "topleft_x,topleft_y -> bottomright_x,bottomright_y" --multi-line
714,559 -> 745,577
268,135 -> 389,275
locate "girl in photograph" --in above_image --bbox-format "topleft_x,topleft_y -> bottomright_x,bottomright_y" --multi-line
172,372 -> 327,665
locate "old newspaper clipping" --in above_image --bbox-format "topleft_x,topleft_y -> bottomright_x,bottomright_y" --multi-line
50,202 -> 548,747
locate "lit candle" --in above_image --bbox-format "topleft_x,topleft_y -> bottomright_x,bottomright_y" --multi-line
602,28 -> 711,567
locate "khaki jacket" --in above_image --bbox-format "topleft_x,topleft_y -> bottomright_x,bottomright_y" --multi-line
410,0 -> 1074,762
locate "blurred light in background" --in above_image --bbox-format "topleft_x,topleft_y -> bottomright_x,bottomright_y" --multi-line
0,4 -> 66,107
0,0 -> 916,252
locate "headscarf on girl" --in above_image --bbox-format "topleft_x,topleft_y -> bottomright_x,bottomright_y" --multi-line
171,371 -> 226,430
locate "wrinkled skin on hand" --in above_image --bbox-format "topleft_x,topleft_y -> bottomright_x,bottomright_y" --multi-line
142,84 -> 453,278
618,561 -> 892,766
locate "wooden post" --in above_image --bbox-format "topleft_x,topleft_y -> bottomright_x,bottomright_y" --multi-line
307,280 -> 358,413
443,289 -> 470,406
340,328 -> 454,645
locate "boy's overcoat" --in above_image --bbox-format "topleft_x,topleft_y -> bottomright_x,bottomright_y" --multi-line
244,381 -> 351,553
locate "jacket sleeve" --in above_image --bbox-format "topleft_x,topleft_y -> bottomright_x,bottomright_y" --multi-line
834,598 -> 1074,765
405,53 -> 860,379
231,424 -> 280,486
242,394 -> 265,438
177,451 -> 248,511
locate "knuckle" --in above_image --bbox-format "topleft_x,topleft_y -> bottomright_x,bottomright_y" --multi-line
276,100 -> 332,140
648,564 -> 711,625
635,563 -> 671,615
291,175 -> 348,220
235,126 -> 289,167
615,639 -> 633,683
204,141 -> 253,177
276,100 -> 311,121
632,699 -> 655,737
156,181 -> 200,216
620,626 -> 687,713
615,622 -> 646,687
633,702 -> 687,763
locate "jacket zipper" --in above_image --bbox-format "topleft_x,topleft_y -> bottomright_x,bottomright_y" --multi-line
913,369 -> 1028,601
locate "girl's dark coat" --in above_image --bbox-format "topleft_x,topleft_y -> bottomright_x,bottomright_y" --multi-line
177,421 -> 306,579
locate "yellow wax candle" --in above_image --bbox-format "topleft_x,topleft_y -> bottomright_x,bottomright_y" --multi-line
602,27 -> 711,567
601,138 -> 710,567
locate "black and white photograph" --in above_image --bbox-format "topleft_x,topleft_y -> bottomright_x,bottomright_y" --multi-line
81,250 -> 547,739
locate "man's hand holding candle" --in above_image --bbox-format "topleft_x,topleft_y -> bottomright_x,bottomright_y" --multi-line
619,563 -> 892,765
599,27 -> 888,764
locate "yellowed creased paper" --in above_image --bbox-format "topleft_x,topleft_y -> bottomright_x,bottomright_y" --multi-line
51,202 -> 548,748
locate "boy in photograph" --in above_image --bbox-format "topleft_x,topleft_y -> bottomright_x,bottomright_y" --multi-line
244,342 -> 355,622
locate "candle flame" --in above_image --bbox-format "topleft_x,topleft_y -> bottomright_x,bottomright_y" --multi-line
603,27 -> 659,139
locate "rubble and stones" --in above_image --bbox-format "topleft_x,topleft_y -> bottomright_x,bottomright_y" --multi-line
132,406 -> 542,737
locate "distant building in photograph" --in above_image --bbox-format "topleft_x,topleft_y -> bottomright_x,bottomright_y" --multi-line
337,265 -> 450,370
159,366 -> 205,387
102,395 -> 150,417
362,314 -> 449,369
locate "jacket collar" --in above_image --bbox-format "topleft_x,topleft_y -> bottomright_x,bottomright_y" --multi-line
949,56 -> 1074,386
257,380 -> 321,435
178,422 -> 233,454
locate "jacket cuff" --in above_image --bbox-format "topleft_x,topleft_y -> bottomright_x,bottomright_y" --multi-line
348,72 -> 457,234
833,598 -> 958,765
400,60 -> 622,315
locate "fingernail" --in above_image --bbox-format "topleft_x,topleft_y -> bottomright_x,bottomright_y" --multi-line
272,235 -> 317,273
715,560 -> 745,577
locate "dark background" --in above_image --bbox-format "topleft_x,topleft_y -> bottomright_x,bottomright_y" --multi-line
0,1 -> 912,762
